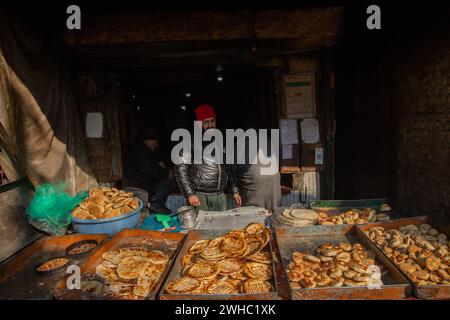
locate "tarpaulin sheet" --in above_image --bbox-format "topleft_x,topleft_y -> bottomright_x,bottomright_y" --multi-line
0,11 -> 97,194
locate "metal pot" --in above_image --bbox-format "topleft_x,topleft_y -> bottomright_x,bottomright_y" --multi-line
176,206 -> 197,229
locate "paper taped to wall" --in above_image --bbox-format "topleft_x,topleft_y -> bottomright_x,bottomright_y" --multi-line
85,112 -> 103,138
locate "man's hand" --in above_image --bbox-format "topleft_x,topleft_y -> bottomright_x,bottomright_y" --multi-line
233,193 -> 242,207
188,195 -> 201,207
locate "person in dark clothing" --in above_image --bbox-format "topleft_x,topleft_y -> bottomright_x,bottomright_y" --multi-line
122,128 -> 177,213
174,104 -> 241,211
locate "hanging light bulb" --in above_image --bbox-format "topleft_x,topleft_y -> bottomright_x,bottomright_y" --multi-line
216,65 -> 224,82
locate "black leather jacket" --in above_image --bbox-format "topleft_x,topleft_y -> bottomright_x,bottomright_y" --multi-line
174,141 -> 238,197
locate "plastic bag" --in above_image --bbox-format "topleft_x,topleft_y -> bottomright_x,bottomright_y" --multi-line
27,182 -> 88,235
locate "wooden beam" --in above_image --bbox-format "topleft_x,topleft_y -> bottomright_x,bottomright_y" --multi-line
63,7 -> 343,45
62,40 -> 250,59
255,8 -> 344,39
62,38 -> 338,70
68,55 -> 245,69
64,11 -> 253,45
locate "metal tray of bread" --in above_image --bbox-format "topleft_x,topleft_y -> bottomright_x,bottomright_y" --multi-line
159,226 -> 280,300
308,198 -> 403,225
0,233 -> 108,299
275,225 -> 412,299
357,216 -> 450,300
54,229 -> 186,300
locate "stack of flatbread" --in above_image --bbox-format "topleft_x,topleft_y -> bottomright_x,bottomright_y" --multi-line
80,246 -> 170,299
164,222 -> 275,295
72,188 -> 140,220
273,208 -> 318,227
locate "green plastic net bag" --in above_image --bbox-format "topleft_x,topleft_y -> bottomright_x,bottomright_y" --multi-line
27,182 -> 88,235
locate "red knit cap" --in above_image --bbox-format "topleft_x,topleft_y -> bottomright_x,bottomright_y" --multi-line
194,104 -> 216,121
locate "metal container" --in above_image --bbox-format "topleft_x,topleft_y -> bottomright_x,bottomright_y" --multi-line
177,206 -> 197,229
274,225 -> 412,300
273,199 -> 402,229
71,199 -> 143,235
357,216 -> 450,300
308,198 -> 402,220
308,198 -> 387,213
65,239 -> 99,259
54,229 -> 186,300
0,233 -> 108,299
35,256 -> 70,276
159,229 -> 281,300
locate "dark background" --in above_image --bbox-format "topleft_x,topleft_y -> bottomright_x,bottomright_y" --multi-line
2,0 -> 448,202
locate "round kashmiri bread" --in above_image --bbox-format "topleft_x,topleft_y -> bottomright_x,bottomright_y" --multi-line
140,250 -> 169,264
116,256 -> 151,280
188,262 -> 220,280
275,214 -> 315,226
289,209 -> 318,220
206,281 -> 238,294
217,258 -> 245,275
242,279 -> 273,293
244,262 -> 273,280
165,276 -> 201,294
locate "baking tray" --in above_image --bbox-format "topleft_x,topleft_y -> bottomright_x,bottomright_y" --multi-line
357,216 -> 450,300
53,229 -> 186,300
275,225 -> 412,299
308,198 -> 402,219
274,199 -> 402,229
0,233 -> 108,299
159,229 -> 281,300
308,198 -> 387,212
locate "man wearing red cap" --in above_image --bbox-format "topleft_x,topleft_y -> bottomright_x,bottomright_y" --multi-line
175,104 -> 241,211
194,104 -> 217,131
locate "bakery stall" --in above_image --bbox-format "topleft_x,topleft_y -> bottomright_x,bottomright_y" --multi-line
0,2 -> 449,301
0,182 -> 448,300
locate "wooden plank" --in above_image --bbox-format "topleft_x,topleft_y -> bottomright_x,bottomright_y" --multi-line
280,166 -> 301,174
63,8 -> 343,45
68,55 -> 244,69
64,11 -> 253,45
255,7 -> 344,39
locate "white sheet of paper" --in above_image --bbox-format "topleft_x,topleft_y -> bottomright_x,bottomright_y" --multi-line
85,112 -> 103,138
315,147 -> 324,165
284,73 -> 315,119
300,118 -> 319,144
282,144 -> 293,160
195,206 -> 269,230
279,119 -> 299,145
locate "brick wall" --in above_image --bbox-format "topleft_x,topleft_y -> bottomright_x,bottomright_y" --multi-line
393,32 -> 450,226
